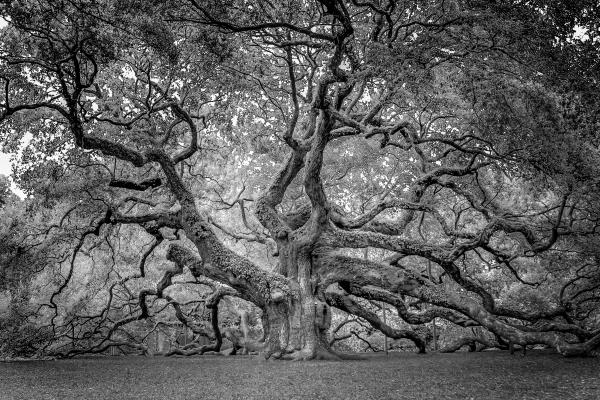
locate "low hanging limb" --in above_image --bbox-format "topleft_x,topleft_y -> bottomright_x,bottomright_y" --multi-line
324,291 -> 427,353
162,289 -> 230,357
316,250 -> 600,356
439,336 -> 502,353
342,284 -> 479,328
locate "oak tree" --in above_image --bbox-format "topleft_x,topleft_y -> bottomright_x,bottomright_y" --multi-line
1,0 -> 600,359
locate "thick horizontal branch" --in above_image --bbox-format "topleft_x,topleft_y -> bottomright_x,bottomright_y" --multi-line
325,291 -> 426,353
315,251 -> 600,356
109,177 -> 162,191
342,284 -> 478,328
111,209 -> 183,231
166,243 -> 290,308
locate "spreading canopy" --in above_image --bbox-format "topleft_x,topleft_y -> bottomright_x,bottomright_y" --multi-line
1,0 -> 599,359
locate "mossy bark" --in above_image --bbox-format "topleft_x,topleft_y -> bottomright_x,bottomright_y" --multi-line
261,246 -> 338,360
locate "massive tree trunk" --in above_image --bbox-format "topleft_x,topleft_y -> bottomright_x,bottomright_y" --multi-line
165,199 -> 337,359
275,245 -> 337,359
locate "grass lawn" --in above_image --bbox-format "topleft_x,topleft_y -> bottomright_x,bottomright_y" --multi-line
1,350 -> 599,399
